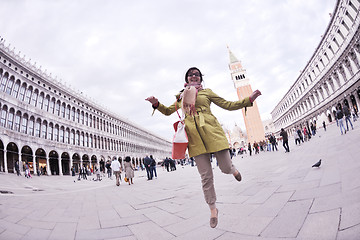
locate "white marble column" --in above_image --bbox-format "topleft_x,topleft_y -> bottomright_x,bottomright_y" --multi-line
4,150 -> 8,173
59,158 -> 63,176
46,157 -> 51,175
32,153 -> 37,176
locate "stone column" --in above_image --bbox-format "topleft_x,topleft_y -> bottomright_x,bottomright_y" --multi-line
332,72 -> 342,90
46,156 -> 51,176
4,150 -> 8,173
59,158 -> 63,176
32,152 -> 37,176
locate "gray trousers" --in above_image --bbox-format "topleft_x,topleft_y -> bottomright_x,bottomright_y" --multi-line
194,149 -> 237,210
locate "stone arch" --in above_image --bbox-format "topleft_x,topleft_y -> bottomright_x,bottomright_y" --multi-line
91,155 -> 97,170
49,150 -> 59,175
7,142 -> 19,173
82,154 -> 90,168
350,94 -> 358,112
72,153 -> 81,173
61,152 -> 70,175
35,148 -> 47,175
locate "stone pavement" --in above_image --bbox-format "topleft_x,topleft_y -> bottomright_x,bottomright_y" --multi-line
0,120 -> 360,240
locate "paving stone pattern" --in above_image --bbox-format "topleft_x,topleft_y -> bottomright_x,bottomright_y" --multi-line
0,121 -> 359,239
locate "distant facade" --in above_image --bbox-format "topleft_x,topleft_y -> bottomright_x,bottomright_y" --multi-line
0,40 -> 171,175
262,119 -> 276,138
271,0 -> 360,137
223,124 -> 247,149
228,48 -> 265,145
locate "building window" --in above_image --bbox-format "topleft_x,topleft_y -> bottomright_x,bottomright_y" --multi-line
75,132 -> 80,145
80,111 -> 84,124
76,110 -> 80,123
66,106 -> 70,119
18,84 -> 26,101
70,131 -> 75,145
54,126 -> 59,141
80,133 -> 84,146
6,78 -> 14,95
28,118 -> 34,136
85,134 -> 89,147
43,96 -> 50,111
0,74 -> 8,91
0,108 -> 7,127
65,129 -> 70,144
35,120 -> 41,137
14,114 -> 21,132
48,124 -> 53,140
85,113 -> 89,126
21,116 -> 28,133
71,108 -> 75,121
25,87 -> 32,104
59,127 -> 64,143
31,90 -> 38,107
61,104 -> 65,118
55,101 -> 60,116
7,110 -> 14,129
49,99 -> 55,113
41,122 -> 47,139
38,93 -> 44,109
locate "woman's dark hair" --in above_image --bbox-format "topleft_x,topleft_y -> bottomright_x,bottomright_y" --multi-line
185,67 -> 203,83
125,156 -> 131,162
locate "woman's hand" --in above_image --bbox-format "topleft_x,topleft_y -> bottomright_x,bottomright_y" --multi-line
145,96 -> 159,106
249,90 -> 262,103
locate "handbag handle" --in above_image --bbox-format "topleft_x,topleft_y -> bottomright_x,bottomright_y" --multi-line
174,102 -> 184,122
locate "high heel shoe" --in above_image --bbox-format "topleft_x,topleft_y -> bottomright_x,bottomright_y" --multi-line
210,208 -> 218,228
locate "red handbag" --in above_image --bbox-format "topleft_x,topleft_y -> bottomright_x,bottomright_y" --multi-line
172,104 -> 188,159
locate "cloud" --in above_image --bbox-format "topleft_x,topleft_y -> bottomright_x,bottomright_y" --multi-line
0,0 -> 336,141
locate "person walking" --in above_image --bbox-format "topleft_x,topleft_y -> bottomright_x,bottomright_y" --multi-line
164,157 -> 170,172
82,165 -> 87,180
336,107 -> 347,135
248,142 -> 252,156
124,156 -> 134,185
280,128 -> 290,152
343,105 -> 354,131
15,161 -> 21,176
269,133 -> 278,151
297,128 -> 304,143
322,121 -> 326,131
93,164 -> 102,181
25,162 -> 31,178
111,158 -> 122,186
105,160 -> 112,179
150,155 -> 157,179
294,129 -> 301,145
146,67 -> 261,228
143,155 -> 153,180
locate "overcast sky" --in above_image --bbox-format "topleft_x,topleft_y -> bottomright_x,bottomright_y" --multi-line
0,0 -> 336,141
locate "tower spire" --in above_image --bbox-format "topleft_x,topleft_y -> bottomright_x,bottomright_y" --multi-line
227,45 -> 239,64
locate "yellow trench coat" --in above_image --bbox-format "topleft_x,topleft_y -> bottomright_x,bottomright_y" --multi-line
155,88 -> 253,158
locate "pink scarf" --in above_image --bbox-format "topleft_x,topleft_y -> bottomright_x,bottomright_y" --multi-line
181,83 -> 203,116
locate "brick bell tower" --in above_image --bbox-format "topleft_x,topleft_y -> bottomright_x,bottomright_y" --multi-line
227,46 -> 265,145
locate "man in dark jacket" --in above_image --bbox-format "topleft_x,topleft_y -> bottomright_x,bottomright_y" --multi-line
343,105 -> 354,131
144,155 -> 153,180
269,134 -> 278,151
280,128 -> 290,153
150,155 -> 157,179
336,107 -> 346,134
